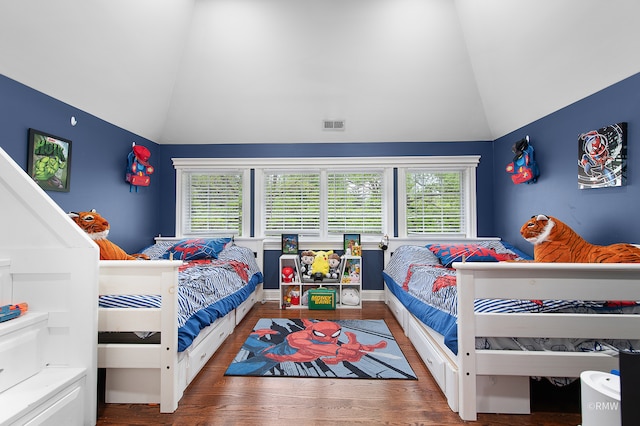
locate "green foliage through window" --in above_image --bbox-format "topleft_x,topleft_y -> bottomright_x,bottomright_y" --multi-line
406,170 -> 464,234
264,170 -> 384,236
264,172 -> 321,234
182,171 -> 243,235
327,172 -> 383,234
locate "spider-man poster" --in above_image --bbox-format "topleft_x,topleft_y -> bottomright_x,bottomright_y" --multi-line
578,122 -> 627,189
225,318 -> 416,379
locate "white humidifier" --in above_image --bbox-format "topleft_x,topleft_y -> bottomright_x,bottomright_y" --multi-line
580,370 -> 620,426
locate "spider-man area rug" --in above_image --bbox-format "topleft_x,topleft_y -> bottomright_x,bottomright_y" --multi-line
224,318 -> 417,379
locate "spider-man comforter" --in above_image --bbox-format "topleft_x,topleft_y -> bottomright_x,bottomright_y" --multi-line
382,243 -> 640,366
99,244 -> 263,352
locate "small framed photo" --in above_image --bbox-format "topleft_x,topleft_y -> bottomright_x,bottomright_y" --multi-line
343,233 -> 361,254
281,234 -> 299,254
27,128 -> 72,192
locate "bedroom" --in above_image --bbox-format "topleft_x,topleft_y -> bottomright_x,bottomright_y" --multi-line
1,0 -> 640,424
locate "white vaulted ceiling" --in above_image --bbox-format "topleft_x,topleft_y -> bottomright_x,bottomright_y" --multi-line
1,0 -> 639,144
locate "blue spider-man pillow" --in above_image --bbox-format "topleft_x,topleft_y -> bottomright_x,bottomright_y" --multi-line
162,237 -> 232,260
427,243 -> 519,268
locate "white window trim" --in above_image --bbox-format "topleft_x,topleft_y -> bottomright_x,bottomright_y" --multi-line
173,155 -> 479,241
173,162 -> 252,238
396,159 -> 478,238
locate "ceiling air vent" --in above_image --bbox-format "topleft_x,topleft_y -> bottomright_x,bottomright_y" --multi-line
323,120 -> 345,131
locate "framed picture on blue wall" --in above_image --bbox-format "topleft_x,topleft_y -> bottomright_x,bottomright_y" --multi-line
27,128 -> 72,192
343,233 -> 360,254
578,122 -> 627,189
281,234 -> 299,254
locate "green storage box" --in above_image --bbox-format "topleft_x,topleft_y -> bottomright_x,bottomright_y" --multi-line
308,288 -> 336,310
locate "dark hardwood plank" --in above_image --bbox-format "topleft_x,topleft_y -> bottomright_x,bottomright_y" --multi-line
97,301 -> 582,425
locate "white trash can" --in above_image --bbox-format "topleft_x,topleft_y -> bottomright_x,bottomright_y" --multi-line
580,370 -> 621,426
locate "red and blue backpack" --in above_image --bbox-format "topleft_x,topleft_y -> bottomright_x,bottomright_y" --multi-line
506,136 -> 539,184
125,143 -> 154,191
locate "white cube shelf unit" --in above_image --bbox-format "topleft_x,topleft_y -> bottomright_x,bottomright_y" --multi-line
279,254 -> 362,309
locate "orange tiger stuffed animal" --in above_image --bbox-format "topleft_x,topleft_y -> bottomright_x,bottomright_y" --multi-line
521,214 -> 640,263
69,210 -> 149,260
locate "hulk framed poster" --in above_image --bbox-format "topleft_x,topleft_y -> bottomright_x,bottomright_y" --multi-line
27,128 -> 72,192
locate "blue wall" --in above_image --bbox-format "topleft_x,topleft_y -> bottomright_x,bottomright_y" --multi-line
492,72 -> 640,256
0,75 -> 162,252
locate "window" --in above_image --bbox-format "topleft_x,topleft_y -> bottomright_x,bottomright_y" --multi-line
175,168 -> 246,236
405,170 -> 464,234
327,171 -> 383,235
173,156 -> 478,240
262,169 -> 385,237
263,171 -> 321,234
396,157 -> 478,238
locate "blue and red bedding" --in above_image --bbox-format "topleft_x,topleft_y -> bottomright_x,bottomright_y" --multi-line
383,242 -> 640,359
99,241 -> 263,352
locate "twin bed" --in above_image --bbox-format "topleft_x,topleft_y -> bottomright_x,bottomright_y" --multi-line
383,239 -> 640,421
97,237 -> 264,413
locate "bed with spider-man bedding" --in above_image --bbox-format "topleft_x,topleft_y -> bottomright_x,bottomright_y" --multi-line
97,237 -> 264,413
382,239 -> 640,421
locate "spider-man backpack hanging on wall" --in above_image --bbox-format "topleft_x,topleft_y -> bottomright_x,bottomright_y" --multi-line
125,143 -> 154,192
505,135 -> 540,184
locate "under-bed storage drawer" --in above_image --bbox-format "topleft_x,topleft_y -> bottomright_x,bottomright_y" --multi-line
407,317 -> 446,391
385,287 -> 407,333
235,291 -> 257,325
186,313 -> 234,383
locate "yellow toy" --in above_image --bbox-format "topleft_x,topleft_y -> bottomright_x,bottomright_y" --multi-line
311,250 -> 333,278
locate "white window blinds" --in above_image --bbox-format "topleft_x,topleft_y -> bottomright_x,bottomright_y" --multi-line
173,155 -> 478,240
327,171 -> 383,234
263,171 -> 321,235
405,169 -> 464,235
181,171 -> 243,235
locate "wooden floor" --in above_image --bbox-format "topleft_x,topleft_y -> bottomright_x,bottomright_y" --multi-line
96,301 -> 582,425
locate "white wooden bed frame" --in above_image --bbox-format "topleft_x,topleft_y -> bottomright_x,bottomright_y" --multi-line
97,237 -> 264,413
384,240 -> 640,421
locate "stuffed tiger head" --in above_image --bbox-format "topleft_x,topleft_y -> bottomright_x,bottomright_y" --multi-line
521,214 -> 640,263
69,210 -> 148,260
520,214 -> 555,245
69,209 -> 110,240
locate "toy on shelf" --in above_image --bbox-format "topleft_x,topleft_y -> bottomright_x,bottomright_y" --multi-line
349,266 -> 360,283
311,250 -> 333,281
341,257 -> 361,283
282,266 -> 295,283
341,288 -> 360,306
0,302 -> 28,323
327,253 -> 341,279
300,250 -> 315,280
283,285 -> 300,307
289,289 -> 300,305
